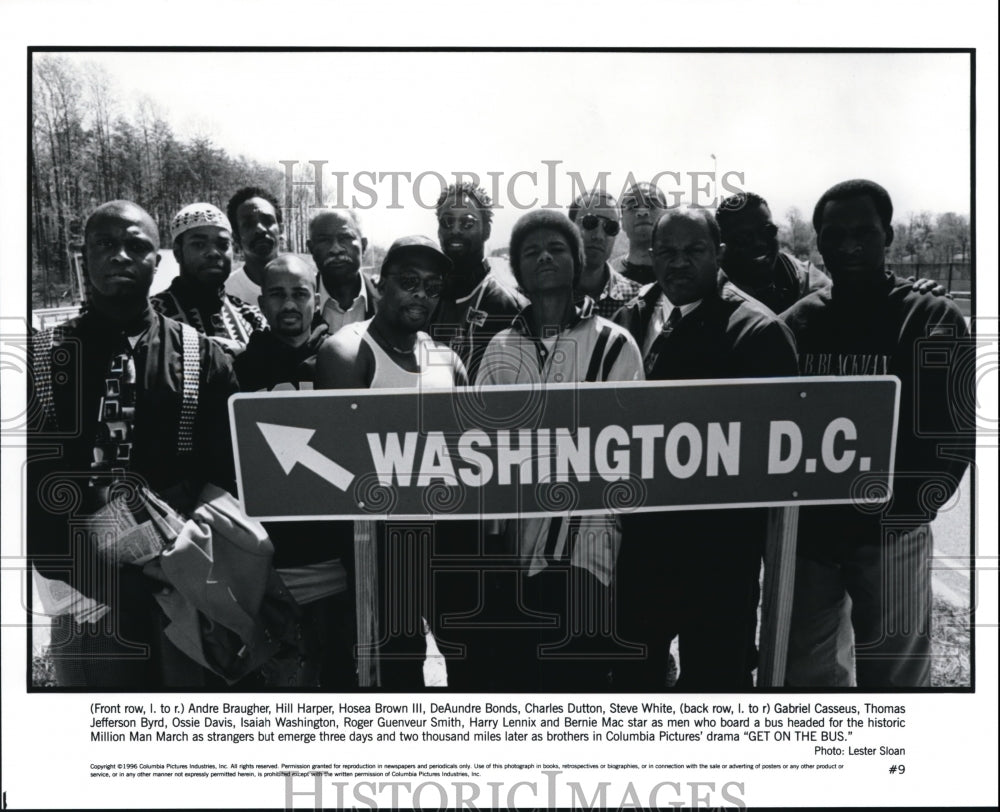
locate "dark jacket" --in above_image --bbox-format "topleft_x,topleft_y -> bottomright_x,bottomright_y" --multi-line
782,273 -> 973,544
613,279 -> 799,546
613,279 -> 799,380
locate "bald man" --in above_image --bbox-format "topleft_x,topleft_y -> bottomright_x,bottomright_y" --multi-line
613,208 -> 799,691
28,200 -> 240,688
232,255 -> 356,688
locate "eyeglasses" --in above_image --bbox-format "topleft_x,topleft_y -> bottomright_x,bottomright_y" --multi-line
580,214 -> 621,236
384,272 -> 445,297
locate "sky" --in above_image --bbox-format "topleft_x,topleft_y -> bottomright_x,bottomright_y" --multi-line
48,50 -> 972,249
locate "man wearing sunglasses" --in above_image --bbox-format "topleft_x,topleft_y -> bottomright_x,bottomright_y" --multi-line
429,182 -> 525,381
716,192 -> 831,315
611,182 -> 670,286
568,189 -> 641,319
316,236 -> 470,689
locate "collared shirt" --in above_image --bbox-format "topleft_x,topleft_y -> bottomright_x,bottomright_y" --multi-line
579,262 -> 642,320
476,301 -> 644,586
641,292 -> 703,357
319,275 -> 370,333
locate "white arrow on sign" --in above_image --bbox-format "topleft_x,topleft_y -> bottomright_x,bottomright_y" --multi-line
256,422 -> 355,492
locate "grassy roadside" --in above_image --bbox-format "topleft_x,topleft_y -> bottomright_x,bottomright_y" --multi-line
31,594 -> 970,689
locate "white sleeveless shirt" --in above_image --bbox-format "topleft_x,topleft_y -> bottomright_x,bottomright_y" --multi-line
349,319 -> 459,389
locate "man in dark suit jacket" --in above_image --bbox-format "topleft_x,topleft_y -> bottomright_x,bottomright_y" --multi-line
613,208 -> 798,690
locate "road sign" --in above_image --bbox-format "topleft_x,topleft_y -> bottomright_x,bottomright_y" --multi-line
230,377 -> 899,520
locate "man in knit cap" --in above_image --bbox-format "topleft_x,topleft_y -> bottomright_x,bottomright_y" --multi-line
478,210 -> 644,691
152,202 -> 266,353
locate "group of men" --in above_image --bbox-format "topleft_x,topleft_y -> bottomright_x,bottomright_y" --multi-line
28,176 -> 971,691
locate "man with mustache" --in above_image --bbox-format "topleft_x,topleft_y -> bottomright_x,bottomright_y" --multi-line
568,189 -> 640,318
613,207 -> 799,690
306,209 -> 379,333
28,200 -> 240,687
151,202 -> 266,352
224,186 -> 283,304
611,181 -> 669,286
782,179 -> 972,687
316,236 -> 468,688
429,182 -> 525,381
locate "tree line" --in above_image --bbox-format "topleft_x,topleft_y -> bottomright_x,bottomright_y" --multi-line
32,56 -> 285,305
32,56 -> 972,307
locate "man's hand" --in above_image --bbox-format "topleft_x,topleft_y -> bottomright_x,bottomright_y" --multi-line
909,276 -> 951,297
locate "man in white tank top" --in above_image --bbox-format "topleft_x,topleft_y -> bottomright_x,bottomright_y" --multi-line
316,236 -> 467,688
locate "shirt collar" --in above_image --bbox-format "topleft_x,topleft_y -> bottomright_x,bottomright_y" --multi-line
319,273 -> 368,312
511,297 -> 594,337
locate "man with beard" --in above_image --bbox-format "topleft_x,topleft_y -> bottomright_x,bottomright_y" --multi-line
568,189 -> 640,318
28,200 -> 239,687
233,255 -> 354,687
613,208 -> 799,690
715,191 -> 832,315
306,209 -> 379,332
428,182 -> 525,381
224,186 -> 283,304
151,202 -> 266,352
316,236 -> 468,688
782,180 -> 972,687
611,181 -> 669,286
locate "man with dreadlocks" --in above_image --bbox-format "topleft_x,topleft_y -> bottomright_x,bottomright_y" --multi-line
427,181 -> 525,382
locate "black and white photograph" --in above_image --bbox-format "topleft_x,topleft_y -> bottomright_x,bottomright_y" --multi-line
1,3 -> 997,809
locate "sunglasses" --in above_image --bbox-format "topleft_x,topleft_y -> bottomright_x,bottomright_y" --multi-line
384,272 -> 445,297
725,222 -> 779,248
580,214 -> 621,236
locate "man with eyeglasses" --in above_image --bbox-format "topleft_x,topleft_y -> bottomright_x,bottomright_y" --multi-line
306,209 -> 379,333
429,182 -> 525,381
568,189 -> 641,318
151,202 -> 267,354
316,236 -> 469,689
611,181 -> 670,286
613,207 -> 798,691
716,192 -> 831,315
